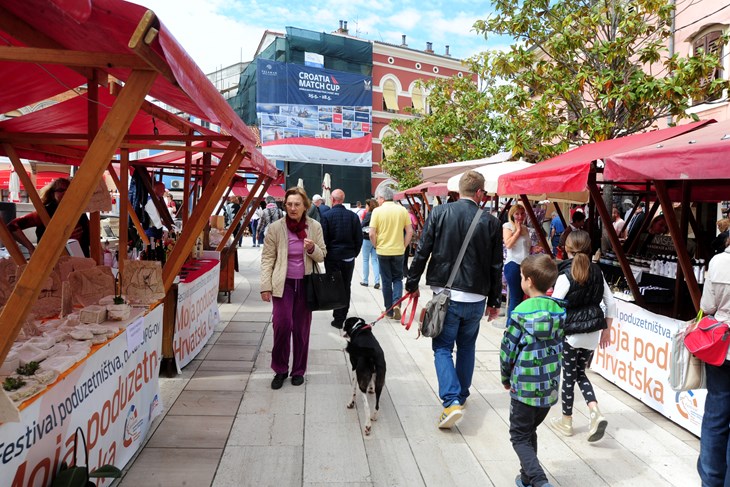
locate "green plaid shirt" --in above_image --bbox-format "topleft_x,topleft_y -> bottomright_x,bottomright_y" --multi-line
500,296 -> 566,407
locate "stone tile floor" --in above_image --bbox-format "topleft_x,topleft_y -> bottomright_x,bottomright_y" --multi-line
118,246 -> 700,487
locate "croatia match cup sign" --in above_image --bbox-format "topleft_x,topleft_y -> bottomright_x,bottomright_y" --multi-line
256,59 -> 373,167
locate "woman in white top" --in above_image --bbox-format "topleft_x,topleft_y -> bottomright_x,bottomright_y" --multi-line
503,204 -> 532,322
548,230 -> 615,443
697,241 -> 730,486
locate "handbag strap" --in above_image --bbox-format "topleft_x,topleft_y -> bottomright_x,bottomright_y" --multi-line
444,208 -> 484,290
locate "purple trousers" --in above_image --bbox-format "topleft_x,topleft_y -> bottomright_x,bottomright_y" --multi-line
271,278 -> 312,377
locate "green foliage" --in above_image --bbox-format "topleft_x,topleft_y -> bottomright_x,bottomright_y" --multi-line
380,76 -> 511,189
382,0 -> 728,186
471,0 -> 728,158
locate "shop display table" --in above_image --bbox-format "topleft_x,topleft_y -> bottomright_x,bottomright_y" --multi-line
0,305 -> 164,485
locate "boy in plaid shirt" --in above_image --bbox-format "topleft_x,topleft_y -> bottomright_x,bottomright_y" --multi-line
500,254 -> 566,487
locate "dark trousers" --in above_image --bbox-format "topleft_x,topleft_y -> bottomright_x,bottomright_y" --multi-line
561,342 -> 596,416
377,254 -> 404,316
509,398 -> 550,487
699,360 -> 730,487
324,259 -> 355,325
271,278 -> 312,377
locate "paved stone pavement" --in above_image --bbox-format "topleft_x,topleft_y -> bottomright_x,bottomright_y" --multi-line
118,246 -> 701,487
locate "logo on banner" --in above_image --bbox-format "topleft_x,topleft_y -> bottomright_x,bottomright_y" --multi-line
363,79 -> 372,91
675,390 -> 702,423
123,404 -> 144,447
261,64 -> 278,76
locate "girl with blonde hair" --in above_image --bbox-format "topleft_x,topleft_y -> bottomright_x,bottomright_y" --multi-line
503,204 -> 531,322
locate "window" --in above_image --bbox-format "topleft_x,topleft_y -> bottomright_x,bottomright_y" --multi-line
411,84 -> 425,114
382,79 -> 398,112
694,30 -> 725,102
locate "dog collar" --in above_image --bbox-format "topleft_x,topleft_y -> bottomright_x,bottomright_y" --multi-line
350,323 -> 372,335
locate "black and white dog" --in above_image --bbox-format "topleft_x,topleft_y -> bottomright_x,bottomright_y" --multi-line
342,317 -> 386,435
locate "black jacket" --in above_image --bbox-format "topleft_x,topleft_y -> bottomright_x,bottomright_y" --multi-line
405,199 -> 503,308
321,204 -> 363,261
557,260 -> 607,335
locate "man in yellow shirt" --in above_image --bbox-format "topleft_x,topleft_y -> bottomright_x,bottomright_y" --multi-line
369,186 -> 413,319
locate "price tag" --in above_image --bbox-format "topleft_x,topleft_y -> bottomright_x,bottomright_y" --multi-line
126,316 -> 144,353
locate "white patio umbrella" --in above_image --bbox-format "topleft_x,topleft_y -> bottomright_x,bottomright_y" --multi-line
9,170 -> 20,202
322,173 -> 332,206
446,159 -> 533,195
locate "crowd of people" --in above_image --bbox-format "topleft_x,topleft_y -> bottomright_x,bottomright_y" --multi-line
254,176 -> 730,487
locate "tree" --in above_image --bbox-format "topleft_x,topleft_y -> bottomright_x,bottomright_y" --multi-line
472,0 -> 728,159
380,76 -> 510,189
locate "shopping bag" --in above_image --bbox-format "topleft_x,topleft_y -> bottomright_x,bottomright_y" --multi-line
305,262 -> 349,311
684,315 -> 730,366
419,290 -> 450,338
669,312 -> 706,391
52,427 -> 121,487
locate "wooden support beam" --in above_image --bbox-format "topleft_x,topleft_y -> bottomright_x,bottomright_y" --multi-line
0,69 -> 158,366
655,181 -> 702,312
0,219 -> 26,265
183,139 -> 192,224
216,176 -> 266,252
521,194 -> 551,255
120,143 -> 226,152
3,144 -> 51,226
0,8 -> 94,80
674,182 -> 692,317
162,142 -> 244,290
128,10 -> 178,87
0,46 -> 152,70
107,166 -> 149,246
118,150 -> 129,276
588,181 -> 645,307
625,199 -> 660,256
88,70 -> 102,264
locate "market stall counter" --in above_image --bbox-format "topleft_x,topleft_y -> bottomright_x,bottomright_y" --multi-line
0,305 -> 164,485
161,255 -> 221,375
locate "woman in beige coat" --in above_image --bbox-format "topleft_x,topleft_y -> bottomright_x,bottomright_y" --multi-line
261,187 -> 326,390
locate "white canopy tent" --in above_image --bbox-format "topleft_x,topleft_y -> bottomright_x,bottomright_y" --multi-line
446,159 -> 532,195
420,151 -> 513,183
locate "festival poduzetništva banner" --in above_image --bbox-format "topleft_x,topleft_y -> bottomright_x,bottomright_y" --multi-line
256,59 -> 373,166
0,306 -> 164,487
592,300 -> 705,436
174,260 -> 220,373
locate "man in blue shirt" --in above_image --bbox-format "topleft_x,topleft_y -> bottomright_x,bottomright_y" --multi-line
549,212 -> 564,257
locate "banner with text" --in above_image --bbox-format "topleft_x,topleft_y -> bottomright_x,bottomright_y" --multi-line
256,59 -> 373,166
0,306 -> 163,487
174,260 -> 220,372
591,300 -> 705,436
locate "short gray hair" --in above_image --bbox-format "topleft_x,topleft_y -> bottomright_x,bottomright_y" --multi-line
375,185 -> 396,201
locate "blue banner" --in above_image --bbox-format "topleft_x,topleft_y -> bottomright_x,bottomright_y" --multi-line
256,60 -> 373,166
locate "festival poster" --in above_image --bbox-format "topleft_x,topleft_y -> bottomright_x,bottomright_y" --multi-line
173,260 -> 220,372
0,306 -> 164,487
592,300 -> 705,436
256,59 -> 373,166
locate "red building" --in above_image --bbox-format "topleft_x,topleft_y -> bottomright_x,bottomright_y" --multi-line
369,36 -> 475,194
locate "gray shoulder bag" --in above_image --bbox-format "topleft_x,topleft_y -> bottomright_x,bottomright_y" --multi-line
420,208 -> 484,338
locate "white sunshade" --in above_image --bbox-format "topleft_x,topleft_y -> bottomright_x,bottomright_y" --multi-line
446,159 -> 533,195
420,151 -> 513,183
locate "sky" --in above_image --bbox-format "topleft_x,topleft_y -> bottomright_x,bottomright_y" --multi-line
132,0 -> 504,74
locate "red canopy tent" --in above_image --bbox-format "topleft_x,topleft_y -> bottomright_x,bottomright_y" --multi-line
497,120 -> 711,196
604,119 -> 730,201
0,0 -> 280,367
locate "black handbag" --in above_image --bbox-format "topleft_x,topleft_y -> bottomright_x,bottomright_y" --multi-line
306,261 -> 349,311
52,427 -> 121,487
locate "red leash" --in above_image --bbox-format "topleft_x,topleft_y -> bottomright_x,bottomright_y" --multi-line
371,292 -> 419,330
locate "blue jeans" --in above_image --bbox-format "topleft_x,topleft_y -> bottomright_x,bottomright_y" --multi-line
361,240 -> 379,285
504,261 -> 523,324
432,299 -> 486,407
250,220 -> 259,246
377,254 -> 404,316
699,360 -> 730,487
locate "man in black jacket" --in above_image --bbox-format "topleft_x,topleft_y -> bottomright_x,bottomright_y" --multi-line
406,170 -> 503,429
321,189 -> 363,329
